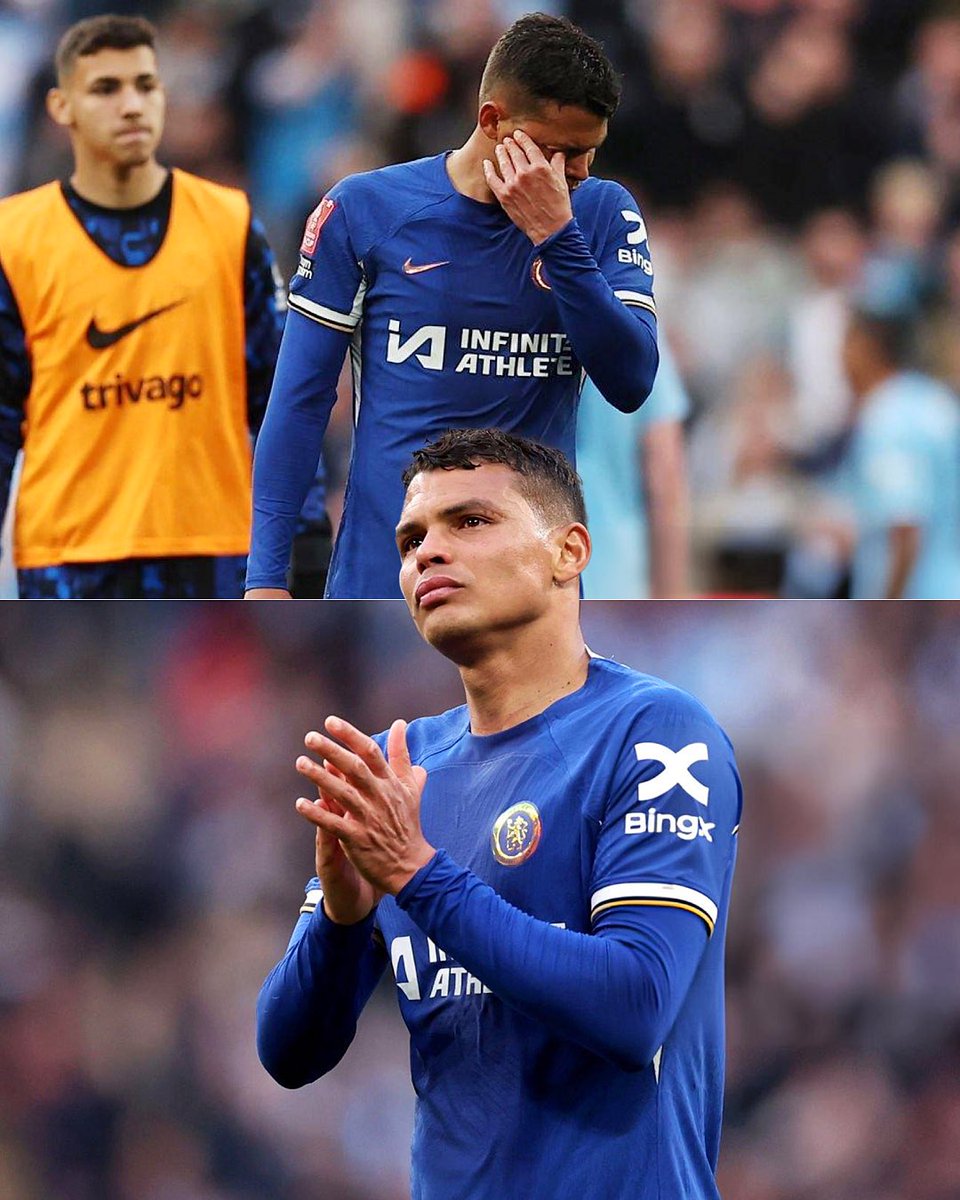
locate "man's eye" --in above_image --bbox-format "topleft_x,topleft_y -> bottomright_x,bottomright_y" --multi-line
461,516 -> 488,529
402,536 -> 422,554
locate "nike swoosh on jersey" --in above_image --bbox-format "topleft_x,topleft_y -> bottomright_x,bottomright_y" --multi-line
85,300 -> 186,349
402,257 -> 450,275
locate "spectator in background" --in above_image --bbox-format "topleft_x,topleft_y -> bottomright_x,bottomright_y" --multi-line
862,157 -> 945,313
577,334 -> 692,597
0,14 -> 330,599
597,0 -> 743,213
896,3 -> 960,224
244,1 -> 360,250
840,306 -> 960,597
737,11 -> 892,228
785,207 -> 865,460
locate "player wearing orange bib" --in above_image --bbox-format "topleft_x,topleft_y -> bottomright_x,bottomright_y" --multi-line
0,14 -> 329,598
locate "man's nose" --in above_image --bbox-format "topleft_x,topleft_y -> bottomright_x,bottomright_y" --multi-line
415,528 -> 452,569
566,153 -> 590,183
120,85 -> 144,114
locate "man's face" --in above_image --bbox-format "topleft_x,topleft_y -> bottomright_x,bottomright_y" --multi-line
396,464 -> 564,654
51,45 -> 165,168
494,100 -> 607,190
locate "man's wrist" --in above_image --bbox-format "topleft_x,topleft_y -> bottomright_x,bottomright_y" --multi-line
386,844 -> 438,897
532,215 -> 576,249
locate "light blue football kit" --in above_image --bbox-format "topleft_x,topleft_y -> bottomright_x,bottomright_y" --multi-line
847,371 -> 960,598
258,656 -> 742,1199
578,336 -> 691,597
247,153 -> 658,597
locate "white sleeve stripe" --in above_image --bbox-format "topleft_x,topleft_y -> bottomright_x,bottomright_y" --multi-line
614,290 -> 657,313
288,293 -> 359,330
590,882 -> 718,925
299,886 -> 324,914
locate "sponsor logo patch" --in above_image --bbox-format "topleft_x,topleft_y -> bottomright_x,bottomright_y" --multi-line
300,197 -> 336,256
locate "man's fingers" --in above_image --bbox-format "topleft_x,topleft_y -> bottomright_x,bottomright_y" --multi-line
296,751 -> 365,813
303,728 -> 378,791
387,720 -> 429,795
323,717 -> 391,778
513,129 -> 546,163
295,796 -> 351,839
549,150 -> 566,178
494,142 -> 515,181
386,718 -> 413,777
483,159 -> 506,196
502,136 -> 528,173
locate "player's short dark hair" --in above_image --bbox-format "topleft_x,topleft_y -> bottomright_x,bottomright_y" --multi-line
402,428 -> 587,527
55,14 -> 158,83
480,13 -> 620,120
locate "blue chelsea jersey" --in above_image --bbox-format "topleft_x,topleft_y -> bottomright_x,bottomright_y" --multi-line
367,655 -> 740,1199
286,153 -> 656,598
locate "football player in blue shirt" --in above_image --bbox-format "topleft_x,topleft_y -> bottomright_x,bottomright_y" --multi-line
257,429 -> 741,1200
246,13 -> 659,599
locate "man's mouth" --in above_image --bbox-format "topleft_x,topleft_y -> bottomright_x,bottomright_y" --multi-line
415,576 -> 463,608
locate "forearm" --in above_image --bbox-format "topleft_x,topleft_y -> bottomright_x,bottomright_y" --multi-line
256,896 -> 385,1088
247,312 -> 346,590
397,850 -> 704,1071
538,220 -> 658,413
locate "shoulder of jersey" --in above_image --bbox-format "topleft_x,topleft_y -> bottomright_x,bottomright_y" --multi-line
172,167 -> 248,205
333,155 -> 450,210
401,704 -> 470,763
572,174 -> 632,213
370,704 -> 469,764
586,657 -> 721,731
0,180 -> 61,221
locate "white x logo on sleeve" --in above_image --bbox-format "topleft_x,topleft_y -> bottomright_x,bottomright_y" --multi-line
633,742 -> 710,805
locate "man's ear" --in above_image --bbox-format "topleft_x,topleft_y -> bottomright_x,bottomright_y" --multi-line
478,100 -> 504,142
46,87 -> 72,129
553,522 -> 591,587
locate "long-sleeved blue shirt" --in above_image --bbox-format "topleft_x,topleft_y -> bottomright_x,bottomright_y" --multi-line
258,656 -> 741,1199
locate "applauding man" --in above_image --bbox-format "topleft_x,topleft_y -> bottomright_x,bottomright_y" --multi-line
257,430 -> 741,1200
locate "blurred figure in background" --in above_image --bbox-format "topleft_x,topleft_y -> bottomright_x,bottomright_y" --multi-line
577,334 -> 692,598
840,306 -> 960,597
0,14 -> 316,598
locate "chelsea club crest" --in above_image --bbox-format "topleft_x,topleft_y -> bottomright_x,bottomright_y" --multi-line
491,801 -> 542,866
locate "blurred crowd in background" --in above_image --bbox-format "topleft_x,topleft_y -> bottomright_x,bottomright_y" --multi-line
0,602 -> 959,1199
2,0 -> 960,593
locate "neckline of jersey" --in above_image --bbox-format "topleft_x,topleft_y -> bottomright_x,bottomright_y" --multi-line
460,654 -> 608,748
436,152 -> 512,220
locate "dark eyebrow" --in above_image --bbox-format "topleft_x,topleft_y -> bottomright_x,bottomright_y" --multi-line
395,498 -> 507,542
88,72 -> 157,86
